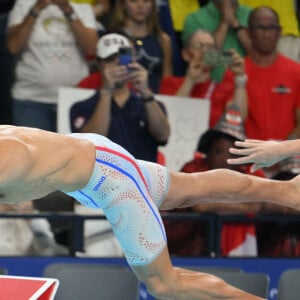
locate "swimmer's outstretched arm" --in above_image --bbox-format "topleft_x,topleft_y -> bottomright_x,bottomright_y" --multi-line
227,139 -> 300,172
160,168 -> 300,211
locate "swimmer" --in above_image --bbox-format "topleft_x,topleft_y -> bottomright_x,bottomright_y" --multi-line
2,125 -> 299,299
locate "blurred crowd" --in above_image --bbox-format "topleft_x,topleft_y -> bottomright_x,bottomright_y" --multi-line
1,0 -> 300,258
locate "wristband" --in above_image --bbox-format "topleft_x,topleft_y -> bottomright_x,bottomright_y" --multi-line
29,7 -> 39,18
141,94 -> 155,103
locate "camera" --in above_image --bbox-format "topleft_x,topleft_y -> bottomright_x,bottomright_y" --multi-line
203,50 -> 233,68
119,47 -> 133,70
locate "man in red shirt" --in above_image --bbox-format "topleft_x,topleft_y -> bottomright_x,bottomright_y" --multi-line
159,29 -> 248,127
244,6 -> 300,140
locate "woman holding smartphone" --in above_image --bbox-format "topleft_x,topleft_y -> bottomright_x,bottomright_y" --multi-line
109,0 -> 173,93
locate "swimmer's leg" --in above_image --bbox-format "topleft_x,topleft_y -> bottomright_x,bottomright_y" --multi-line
130,247 -> 263,300
129,163 -> 263,299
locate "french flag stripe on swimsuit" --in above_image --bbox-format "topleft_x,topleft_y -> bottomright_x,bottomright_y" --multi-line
96,146 -> 148,188
95,146 -> 166,241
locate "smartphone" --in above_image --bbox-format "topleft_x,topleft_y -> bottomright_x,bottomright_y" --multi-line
203,50 -> 233,68
119,47 -> 133,70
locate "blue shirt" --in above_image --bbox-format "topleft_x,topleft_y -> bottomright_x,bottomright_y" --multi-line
70,90 -> 167,162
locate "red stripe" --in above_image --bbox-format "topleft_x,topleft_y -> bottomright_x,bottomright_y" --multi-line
95,146 -> 148,187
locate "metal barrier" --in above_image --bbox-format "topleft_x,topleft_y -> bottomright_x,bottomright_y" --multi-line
0,212 -> 300,257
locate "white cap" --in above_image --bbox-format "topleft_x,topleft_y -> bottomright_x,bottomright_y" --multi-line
96,33 -> 131,59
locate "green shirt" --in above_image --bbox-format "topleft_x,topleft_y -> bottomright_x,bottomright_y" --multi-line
182,1 -> 252,82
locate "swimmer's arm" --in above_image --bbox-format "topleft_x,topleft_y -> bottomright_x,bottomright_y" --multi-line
163,169 -> 299,211
0,139 -> 34,184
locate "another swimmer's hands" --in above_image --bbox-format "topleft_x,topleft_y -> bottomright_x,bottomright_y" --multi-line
227,139 -> 287,173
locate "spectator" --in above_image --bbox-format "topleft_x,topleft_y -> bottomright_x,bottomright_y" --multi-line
182,0 -> 252,82
7,0 -> 98,132
109,0 -> 172,92
240,0 -> 300,62
164,104 -> 263,257
0,201 -> 68,256
76,0 -> 180,88
244,6 -> 300,141
70,32 -> 170,162
160,29 -> 248,128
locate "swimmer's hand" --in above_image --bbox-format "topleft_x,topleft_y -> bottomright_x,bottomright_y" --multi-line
227,139 -> 287,173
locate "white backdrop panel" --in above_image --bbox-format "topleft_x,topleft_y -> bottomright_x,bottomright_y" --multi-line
58,87 -> 210,171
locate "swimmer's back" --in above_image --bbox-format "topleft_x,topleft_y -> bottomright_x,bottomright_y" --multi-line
0,126 -> 95,201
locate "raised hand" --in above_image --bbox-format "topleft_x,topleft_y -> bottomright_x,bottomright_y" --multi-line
102,64 -> 129,91
221,0 -> 238,27
186,58 -> 211,84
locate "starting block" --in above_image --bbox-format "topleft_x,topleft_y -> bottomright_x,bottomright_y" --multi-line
0,275 -> 59,300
